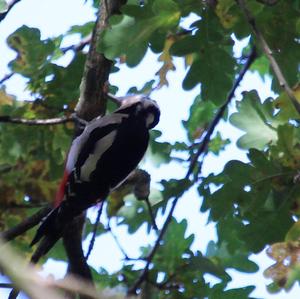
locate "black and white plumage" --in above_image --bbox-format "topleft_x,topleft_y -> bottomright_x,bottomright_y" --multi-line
30,95 -> 160,253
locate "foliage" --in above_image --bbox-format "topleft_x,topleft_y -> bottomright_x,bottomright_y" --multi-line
0,0 -> 300,298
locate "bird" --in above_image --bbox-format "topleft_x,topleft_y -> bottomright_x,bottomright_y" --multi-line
30,95 -> 160,257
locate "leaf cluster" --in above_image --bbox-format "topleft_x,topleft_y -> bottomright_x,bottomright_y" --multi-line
1,0 -> 300,298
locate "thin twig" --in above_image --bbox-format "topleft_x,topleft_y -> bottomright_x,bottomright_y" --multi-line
0,0 -> 21,22
0,283 -> 13,289
0,73 -> 14,85
144,198 -> 158,231
106,222 -> 130,260
237,0 -> 300,115
61,36 -> 91,53
187,47 -> 257,177
0,203 -> 47,209
85,202 -> 104,260
255,0 -> 278,5
0,115 -> 74,126
128,47 -> 257,295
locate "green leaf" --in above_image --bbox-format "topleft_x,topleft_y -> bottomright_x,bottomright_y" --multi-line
250,55 -> 270,79
183,95 -> 217,142
83,216 -> 106,240
209,132 -> 230,155
40,53 -> 86,107
241,210 -> 294,253
67,22 -> 94,37
161,178 -> 192,200
153,218 -> 194,273
188,251 -> 230,280
210,284 -> 256,299
230,90 -> 277,149
117,194 -> 161,234
206,241 -> 259,273
285,220 -> 300,241
99,0 -> 180,66
7,26 -> 55,78
46,239 -> 67,262
127,79 -> 156,95
0,0 -> 8,13
269,124 -> 300,168
170,35 -> 199,56
183,47 -> 234,105
52,126 -> 71,152
273,85 -> 300,122
148,130 -> 172,166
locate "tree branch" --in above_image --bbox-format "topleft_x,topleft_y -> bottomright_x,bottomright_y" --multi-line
0,283 -> 13,289
255,0 -> 278,5
85,202 -> 104,260
106,221 -> 130,260
75,0 -> 126,120
0,73 -> 14,85
4,1 -> 125,298
0,115 -> 74,126
237,0 -> 300,115
62,214 -> 94,299
60,1 -> 127,299
61,36 -> 91,54
128,47 -> 257,295
0,206 -> 51,242
0,0 -> 21,22
187,47 -> 257,177
144,198 -> 158,231
0,203 -> 47,209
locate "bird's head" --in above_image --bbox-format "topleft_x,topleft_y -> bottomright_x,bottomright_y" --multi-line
115,95 -> 160,129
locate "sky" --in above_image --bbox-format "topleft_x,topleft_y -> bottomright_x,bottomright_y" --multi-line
0,0 -> 299,298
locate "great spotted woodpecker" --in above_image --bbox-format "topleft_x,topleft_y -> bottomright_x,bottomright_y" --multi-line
30,95 -> 160,252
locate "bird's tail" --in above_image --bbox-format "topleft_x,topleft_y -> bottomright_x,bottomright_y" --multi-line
31,233 -> 61,263
30,206 -> 62,247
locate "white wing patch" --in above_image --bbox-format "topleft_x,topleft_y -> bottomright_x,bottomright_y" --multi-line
65,113 -> 128,173
80,130 -> 117,181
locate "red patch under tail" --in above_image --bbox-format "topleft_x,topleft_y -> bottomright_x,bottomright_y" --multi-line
54,169 -> 69,207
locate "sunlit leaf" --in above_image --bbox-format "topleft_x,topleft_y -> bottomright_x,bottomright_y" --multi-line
230,90 -> 277,149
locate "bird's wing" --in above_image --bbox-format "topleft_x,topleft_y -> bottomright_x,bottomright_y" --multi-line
66,113 -> 128,172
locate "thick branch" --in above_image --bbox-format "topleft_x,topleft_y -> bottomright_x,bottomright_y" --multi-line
0,0 -> 21,22
61,1 -> 126,298
128,47 -> 257,295
237,0 -> 300,115
75,0 -> 126,120
63,214 -> 94,298
4,1 -> 125,298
